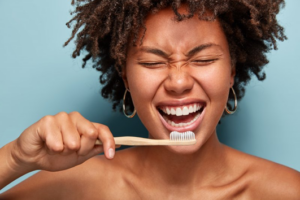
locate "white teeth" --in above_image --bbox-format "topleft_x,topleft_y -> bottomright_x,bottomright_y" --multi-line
193,104 -> 197,112
175,108 -> 182,116
160,103 -> 204,128
163,113 -> 201,128
166,107 -> 171,115
188,106 -> 193,113
182,107 -> 189,115
171,108 -> 176,115
160,103 -> 203,116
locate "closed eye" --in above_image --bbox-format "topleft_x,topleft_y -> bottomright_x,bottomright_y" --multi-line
193,59 -> 218,63
191,59 -> 218,65
138,62 -> 166,67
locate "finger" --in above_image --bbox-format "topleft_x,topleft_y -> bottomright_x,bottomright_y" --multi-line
55,112 -> 81,152
77,145 -> 104,164
92,123 -> 115,159
38,115 -> 64,153
71,116 -> 99,156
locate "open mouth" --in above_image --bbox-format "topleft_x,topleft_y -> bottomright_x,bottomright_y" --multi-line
157,102 -> 205,131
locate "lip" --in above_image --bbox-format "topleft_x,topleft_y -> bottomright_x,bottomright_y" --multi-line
156,99 -> 206,132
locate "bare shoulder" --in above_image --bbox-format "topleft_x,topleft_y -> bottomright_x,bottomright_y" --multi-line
0,147 -> 139,200
225,146 -> 300,199
250,158 -> 300,199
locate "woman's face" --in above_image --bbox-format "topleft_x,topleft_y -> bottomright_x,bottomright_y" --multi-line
125,7 -> 234,153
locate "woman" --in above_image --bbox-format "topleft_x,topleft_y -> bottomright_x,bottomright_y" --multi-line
1,0 -> 300,199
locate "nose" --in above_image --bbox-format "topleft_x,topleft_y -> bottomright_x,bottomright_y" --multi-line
163,67 -> 194,95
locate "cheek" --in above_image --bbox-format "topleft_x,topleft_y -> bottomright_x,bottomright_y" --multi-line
126,66 -> 166,111
192,65 -> 231,103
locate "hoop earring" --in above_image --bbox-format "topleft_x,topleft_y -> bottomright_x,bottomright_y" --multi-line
225,87 -> 237,114
123,89 -> 136,118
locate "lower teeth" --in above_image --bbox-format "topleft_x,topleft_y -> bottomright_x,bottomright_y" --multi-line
163,113 -> 201,127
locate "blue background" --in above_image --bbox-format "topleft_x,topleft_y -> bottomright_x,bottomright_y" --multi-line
0,0 -> 299,192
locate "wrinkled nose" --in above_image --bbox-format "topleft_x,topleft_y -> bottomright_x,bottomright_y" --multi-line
163,68 -> 194,95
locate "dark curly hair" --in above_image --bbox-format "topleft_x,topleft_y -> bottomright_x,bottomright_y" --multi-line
64,0 -> 286,113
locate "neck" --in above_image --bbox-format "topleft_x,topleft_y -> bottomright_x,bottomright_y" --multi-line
139,130 -> 228,187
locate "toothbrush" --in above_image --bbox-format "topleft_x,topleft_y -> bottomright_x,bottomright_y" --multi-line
95,131 -> 196,146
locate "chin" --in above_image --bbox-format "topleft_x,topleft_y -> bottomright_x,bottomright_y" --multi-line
165,143 -> 202,155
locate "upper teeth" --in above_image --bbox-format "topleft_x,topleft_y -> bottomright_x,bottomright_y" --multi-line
160,103 -> 202,116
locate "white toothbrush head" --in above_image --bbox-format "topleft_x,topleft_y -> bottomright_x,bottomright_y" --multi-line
170,131 -> 196,141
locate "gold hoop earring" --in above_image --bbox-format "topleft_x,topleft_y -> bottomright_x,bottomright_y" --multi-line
123,89 -> 136,118
225,87 -> 237,114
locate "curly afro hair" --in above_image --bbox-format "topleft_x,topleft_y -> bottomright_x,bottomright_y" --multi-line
64,0 -> 286,113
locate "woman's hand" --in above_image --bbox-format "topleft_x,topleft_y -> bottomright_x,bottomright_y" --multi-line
9,111 -> 115,172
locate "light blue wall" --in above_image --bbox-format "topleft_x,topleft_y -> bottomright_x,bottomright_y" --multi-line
0,0 -> 299,192
217,0 -> 300,170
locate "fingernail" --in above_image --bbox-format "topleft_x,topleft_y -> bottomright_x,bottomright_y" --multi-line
108,148 -> 115,159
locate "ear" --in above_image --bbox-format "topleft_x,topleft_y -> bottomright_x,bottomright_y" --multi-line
230,67 -> 236,87
121,69 -> 129,90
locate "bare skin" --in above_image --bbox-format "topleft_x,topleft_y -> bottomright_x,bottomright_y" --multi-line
1,146 -> 300,199
1,6 -> 300,200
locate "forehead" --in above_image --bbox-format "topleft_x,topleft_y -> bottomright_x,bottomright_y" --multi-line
130,6 -> 228,54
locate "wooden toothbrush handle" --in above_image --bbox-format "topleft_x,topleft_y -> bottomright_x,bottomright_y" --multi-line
95,136 -> 196,146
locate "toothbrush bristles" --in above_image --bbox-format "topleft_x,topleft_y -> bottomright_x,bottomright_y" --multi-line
170,131 -> 195,141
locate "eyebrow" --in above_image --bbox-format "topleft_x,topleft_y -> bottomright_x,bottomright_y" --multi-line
139,47 -> 170,58
138,43 -> 220,58
185,43 -> 218,57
